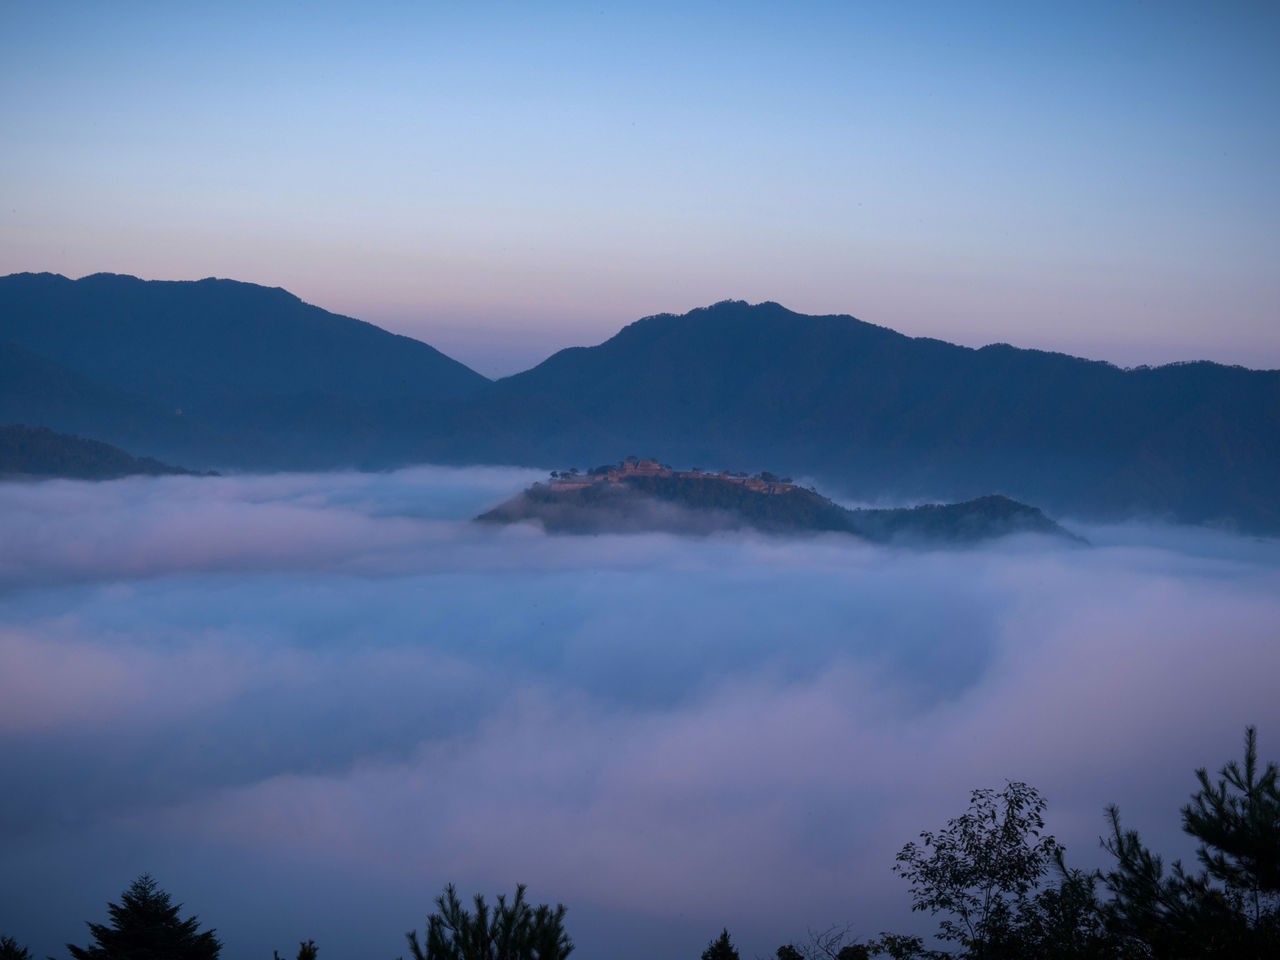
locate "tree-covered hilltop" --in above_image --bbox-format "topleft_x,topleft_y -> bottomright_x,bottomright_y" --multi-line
0,424 -> 210,480
476,462 -> 1079,544
846,494 -> 1079,544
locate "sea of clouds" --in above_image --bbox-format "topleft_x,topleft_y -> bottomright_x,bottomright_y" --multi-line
2,466 -> 1278,960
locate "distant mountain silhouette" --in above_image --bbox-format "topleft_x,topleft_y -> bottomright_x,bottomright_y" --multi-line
0,272 -> 490,467
0,424 -> 205,479
467,301 -> 1280,531
2,277 -> 1276,531
1,338 -> 198,451
477,462 -> 1079,544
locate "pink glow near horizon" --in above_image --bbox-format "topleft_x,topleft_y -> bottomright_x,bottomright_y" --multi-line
4,4 -> 1276,376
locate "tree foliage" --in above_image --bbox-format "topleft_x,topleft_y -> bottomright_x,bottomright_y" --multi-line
67,874 -> 221,960
877,728 -> 1279,959
775,924 -> 874,960
700,928 -> 739,960
893,781 -> 1061,957
1010,853 -> 1117,960
1182,726 -> 1280,919
404,884 -> 572,960
24,729 -> 1278,960
1102,727 -> 1280,958
274,941 -> 317,960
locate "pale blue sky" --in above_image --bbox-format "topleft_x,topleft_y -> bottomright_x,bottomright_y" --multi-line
2,1 -> 1276,375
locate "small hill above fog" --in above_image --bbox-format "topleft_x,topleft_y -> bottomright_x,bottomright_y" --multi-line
0,424 -> 206,480
477,458 -> 1079,545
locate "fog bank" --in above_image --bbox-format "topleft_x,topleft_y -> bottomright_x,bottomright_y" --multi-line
1,468 -> 1277,960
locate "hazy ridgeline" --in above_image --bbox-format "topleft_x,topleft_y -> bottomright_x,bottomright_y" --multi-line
1,467 -> 1277,959
5,276 -> 1278,533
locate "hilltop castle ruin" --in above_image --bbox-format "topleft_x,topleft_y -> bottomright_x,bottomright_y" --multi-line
549,456 -> 798,495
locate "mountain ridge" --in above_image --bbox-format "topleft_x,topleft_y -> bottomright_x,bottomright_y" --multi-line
0,272 -> 490,407
0,271 -> 491,468
462,299 -> 1280,531
2,273 -> 1275,531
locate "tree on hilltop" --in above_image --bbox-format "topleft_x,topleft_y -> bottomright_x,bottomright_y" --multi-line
700,928 -> 739,960
1183,726 -> 1280,922
67,874 -> 220,960
274,941 -> 317,960
404,883 -> 572,960
775,924 -> 874,960
1103,726 -> 1280,957
893,781 -> 1061,957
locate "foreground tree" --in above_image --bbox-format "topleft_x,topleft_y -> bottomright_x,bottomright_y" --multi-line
274,941 -> 317,960
404,884 -> 572,960
1100,805 -> 1232,957
1183,726 -> 1280,927
700,929 -> 739,960
67,874 -> 220,960
1103,726 -> 1280,958
0,937 -> 31,960
775,925 -> 874,960
1008,853 -> 1117,959
893,782 -> 1061,958
855,728 -> 1279,958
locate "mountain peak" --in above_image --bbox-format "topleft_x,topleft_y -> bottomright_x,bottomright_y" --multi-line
0,271 -> 491,468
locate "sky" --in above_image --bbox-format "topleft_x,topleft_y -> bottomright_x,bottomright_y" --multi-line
1,1 -> 1277,376
2,467 -> 1280,959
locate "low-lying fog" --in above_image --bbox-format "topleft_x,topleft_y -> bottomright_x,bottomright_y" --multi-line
2,467 -> 1278,960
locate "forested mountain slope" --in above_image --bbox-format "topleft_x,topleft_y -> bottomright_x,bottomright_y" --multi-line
3,277 -> 1275,529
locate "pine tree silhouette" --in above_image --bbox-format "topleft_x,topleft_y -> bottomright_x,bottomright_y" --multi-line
67,874 -> 221,960
700,929 -> 739,960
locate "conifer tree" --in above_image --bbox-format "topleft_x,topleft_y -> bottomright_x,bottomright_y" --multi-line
274,941 -> 317,960
0,936 -> 32,960
403,883 -> 572,960
1102,727 -> 1280,958
67,874 -> 221,960
1182,726 -> 1280,925
700,928 -> 739,960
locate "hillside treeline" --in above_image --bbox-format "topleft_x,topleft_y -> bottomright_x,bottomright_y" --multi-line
3,728 -> 1275,960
